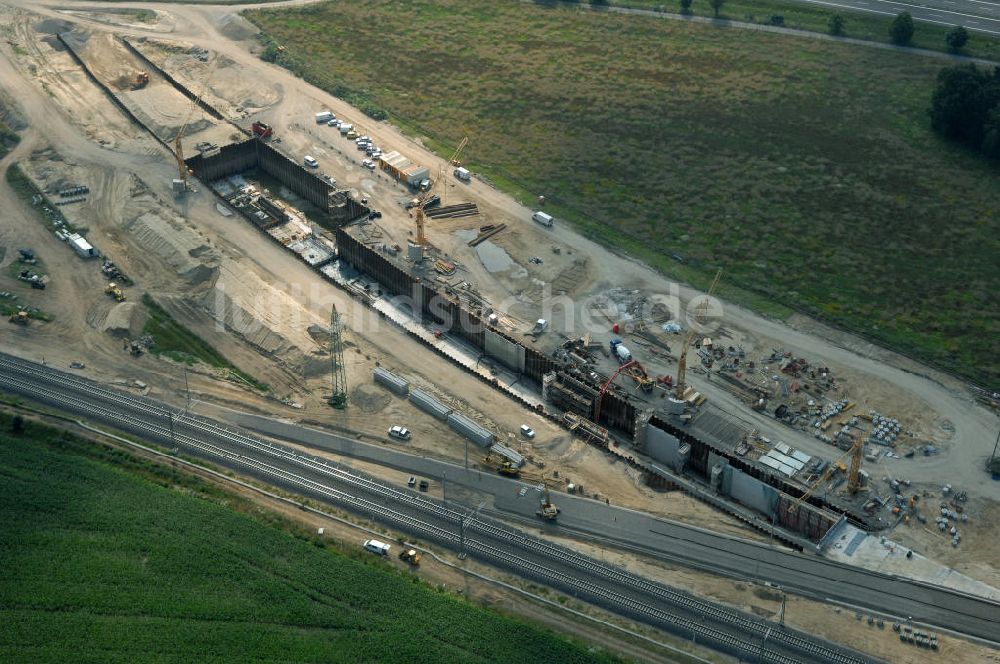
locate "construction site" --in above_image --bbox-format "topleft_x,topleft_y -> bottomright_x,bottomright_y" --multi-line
1,3 -> 999,664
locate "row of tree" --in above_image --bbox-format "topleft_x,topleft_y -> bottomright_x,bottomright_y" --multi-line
930,65 -> 1000,160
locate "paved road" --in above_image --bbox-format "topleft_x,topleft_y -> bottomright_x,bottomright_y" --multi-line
0,352 -> 879,664
793,0 -> 1000,35
205,407 -> 1000,645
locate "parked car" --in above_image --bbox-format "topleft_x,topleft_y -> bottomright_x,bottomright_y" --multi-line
418,479 -> 429,491
327,117 -> 339,127
362,159 -> 376,170
407,476 -> 416,488
388,425 -> 411,440
520,424 -> 536,439
303,155 -> 319,168
368,210 -> 382,219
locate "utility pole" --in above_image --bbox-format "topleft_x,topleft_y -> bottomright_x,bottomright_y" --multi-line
328,304 -> 348,408
183,366 -> 191,412
988,429 -> 1000,476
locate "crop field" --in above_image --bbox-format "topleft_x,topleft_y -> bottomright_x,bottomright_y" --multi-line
248,0 -> 1000,385
0,416 -> 621,664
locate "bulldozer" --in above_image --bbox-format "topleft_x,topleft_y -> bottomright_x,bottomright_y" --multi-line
8,309 -> 30,325
484,453 -> 520,478
398,548 -> 421,566
133,71 -> 150,90
105,282 -> 126,302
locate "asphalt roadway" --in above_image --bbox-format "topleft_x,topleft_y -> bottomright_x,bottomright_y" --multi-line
215,408 -> 1000,645
792,0 -> 1000,35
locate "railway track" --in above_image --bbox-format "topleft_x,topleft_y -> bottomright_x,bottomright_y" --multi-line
0,353 -> 899,663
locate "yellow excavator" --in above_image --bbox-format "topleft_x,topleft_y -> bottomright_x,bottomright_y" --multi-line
483,453 -> 520,478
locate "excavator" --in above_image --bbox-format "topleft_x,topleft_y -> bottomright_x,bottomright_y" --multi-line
437,135 -> 468,206
132,71 -> 150,90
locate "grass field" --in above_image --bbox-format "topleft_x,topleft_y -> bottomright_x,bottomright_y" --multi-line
0,414 -> 622,664
248,0 -> 1000,386
140,293 -> 268,391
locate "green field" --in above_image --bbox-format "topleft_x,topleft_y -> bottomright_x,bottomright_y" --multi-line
0,415 -> 621,664
140,294 -> 268,391
247,0 -> 1000,385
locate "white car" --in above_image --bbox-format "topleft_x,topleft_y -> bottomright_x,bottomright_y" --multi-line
362,159 -> 376,170
327,117 -> 338,126
303,155 -> 319,168
520,425 -> 536,439
388,425 -> 411,440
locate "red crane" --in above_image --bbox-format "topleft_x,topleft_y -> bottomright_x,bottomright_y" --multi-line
594,360 -> 640,423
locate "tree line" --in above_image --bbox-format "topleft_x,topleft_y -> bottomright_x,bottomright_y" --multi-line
930,65 -> 1000,160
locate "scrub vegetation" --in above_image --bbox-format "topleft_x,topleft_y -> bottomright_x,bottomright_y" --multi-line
0,413 -> 621,664
248,0 -> 1000,386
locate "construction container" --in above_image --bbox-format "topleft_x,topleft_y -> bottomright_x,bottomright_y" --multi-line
378,150 -> 430,188
490,443 -> 524,468
448,412 -> 494,448
409,389 -> 451,421
67,233 -> 97,259
373,367 -> 409,396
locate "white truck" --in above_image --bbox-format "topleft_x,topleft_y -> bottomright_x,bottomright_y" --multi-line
363,539 -> 391,556
453,167 -> 471,182
532,211 -> 553,228
315,111 -> 334,124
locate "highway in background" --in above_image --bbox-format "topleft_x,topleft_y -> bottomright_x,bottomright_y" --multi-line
794,0 -> 1000,35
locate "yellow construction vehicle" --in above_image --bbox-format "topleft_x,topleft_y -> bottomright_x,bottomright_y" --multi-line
104,282 -> 126,302
536,477 -> 560,521
674,269 -> 722,401
8,309 -> 30,325
398,548 -> 421,566
484,454 -> 520,477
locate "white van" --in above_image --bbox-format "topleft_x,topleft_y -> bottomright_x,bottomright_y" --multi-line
532,211 -> 553,227
303,155 -> 319,168
339,123 -> 354,135
363,539 -> 391,556
315,111 -> 333,123
453,167 -> 471,182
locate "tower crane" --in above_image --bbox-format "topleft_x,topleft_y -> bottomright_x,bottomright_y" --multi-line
437,135 -> 469,206
788,438 -> 863,513
674,269 -> 722,401
174,57 -> 219,189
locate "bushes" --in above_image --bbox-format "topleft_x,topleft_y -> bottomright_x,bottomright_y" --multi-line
929,64 -> 1000,159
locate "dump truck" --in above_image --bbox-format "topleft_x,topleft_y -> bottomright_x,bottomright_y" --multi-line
105,282 -> 126,302
398,548 -> 421,566
252,121 -> 273,139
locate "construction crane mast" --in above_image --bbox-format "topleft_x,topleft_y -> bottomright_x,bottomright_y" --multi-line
437,135 -> 469,206
674,269 -> 722,400
328,305 -> 348,408
789,438 -> 863,512
174,58 -> 219,187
